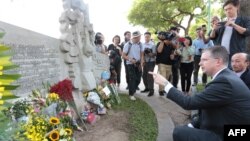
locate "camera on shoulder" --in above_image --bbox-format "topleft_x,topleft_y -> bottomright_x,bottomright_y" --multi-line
155,31 -> 176,41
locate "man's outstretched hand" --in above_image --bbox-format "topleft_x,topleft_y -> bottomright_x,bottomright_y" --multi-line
148,71 -> 169,86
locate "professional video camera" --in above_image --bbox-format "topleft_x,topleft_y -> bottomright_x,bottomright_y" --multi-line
156,31 -> 176,41
144,48 -> 153,54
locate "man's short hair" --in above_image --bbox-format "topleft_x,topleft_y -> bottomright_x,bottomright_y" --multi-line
170,26 -> 178,31
196,27 -> 202,31
144,31 -> 151,36
223,0 -> 239,8
212,16 -> 220,21
124,31 -> 131,36
170,26 -> 180,32
204,46 -> 229,65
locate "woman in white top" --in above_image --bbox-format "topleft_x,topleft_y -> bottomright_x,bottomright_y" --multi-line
179,36 -> 194,94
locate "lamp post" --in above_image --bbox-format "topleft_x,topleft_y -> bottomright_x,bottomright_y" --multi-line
207,0 -> 211,31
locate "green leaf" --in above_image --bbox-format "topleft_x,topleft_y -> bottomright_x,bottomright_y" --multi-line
0,44 -> 10,52
0,74 -> 21,80
2,95 -> 19,100
2,85 -> 20,90
2,65 -> 19,70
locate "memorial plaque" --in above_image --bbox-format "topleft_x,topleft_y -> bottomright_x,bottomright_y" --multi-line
0,21 -> 67,97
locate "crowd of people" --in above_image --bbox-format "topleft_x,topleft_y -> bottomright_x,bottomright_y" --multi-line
93,0 -> 250,140
94,0 -> 249,101
150,0 -> 250,141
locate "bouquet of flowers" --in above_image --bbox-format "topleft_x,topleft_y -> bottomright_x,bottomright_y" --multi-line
14,114 -> 75,141
3,99 -> 33,121
49,79 -> 73,102
49,79 -> 86,131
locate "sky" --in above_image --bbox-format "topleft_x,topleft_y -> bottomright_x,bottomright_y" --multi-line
0,0 -> 146,44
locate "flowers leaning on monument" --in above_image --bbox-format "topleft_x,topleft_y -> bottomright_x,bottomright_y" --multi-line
49,79 -> 85,131
16,114 -> 75,141
81,71 -> 121,123
89,71 -> 120,108
99,70 -> 121,107
2,83 -> 78,140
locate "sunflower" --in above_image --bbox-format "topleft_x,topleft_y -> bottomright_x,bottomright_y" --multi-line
49,130 -> 59,141
49,117 -> 60,125
65,128 -> 73,136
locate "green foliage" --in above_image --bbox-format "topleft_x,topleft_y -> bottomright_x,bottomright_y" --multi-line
0,32 -> 21,111
128,0 -> 224,36
0,30 -> 21,140
0,111 -> 19,141
113,95 -> 158,141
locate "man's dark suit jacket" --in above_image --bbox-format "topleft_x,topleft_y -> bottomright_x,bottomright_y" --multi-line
167,68 -> 250,139
240,68 -> 250,89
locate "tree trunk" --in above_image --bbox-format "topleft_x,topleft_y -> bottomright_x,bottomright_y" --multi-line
239,0 -> 250,53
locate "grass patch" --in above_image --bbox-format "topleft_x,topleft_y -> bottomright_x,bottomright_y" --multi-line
113,94 -> 158,141
196,84 -> 205,92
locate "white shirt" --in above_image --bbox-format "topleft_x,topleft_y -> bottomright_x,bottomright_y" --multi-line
234,69 -> 246,77
164,67 -> 227,93
211,67 -> 227,80
221,18 -> 236,54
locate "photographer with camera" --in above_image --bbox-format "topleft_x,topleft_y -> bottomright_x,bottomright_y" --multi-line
193,27 -> 214,86
140,32 -> 156,97
169,26 -> 182,88
201,16 -> 221,45
210,0 -> 250,69
121,31 -> 132,89
122,31 -> 144,101
108,35 -> 122,87
156,30 -> 176,96
95,32 -> 108,55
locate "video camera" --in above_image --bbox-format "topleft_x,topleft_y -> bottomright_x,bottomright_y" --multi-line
156,31 -> 176,41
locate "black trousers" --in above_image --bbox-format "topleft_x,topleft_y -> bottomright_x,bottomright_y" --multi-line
171,60 -> 180,88
114,61 -> 122,84
124,60 -> 129,85
193,55 -> 207,84
142,62 -> 155,91
127,64 -> 142,96
173,126 -> 222,141
180,62 -> 194,92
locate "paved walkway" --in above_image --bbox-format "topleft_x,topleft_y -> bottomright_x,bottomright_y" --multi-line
118,64 -> 194,141
118,85 -> 175,141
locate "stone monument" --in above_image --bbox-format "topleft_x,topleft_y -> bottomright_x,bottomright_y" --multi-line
0,21 -> 67,97
0,0 -> 110,114
60,0 -> 109,111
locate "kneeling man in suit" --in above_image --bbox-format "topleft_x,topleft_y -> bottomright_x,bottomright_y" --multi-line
150,46 -> 250,141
